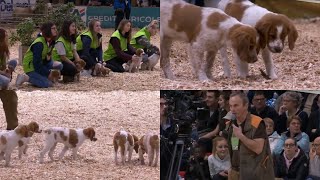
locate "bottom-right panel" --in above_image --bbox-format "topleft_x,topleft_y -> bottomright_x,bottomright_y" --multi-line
160,90 -> 320,180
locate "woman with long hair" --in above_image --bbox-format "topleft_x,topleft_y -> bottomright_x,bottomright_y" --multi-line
16,22 -> 63,88
52,20 -> 82,82
103,19 -> 139,72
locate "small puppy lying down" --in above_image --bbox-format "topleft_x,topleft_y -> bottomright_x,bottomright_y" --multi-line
138,133 -> 159,167
0,125 -> 31,166
128,48 -> 145,73
113,130 -> 139,165
39,127 -> 97,163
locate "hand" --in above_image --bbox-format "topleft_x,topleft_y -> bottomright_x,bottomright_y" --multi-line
219,170 -> 228,177
232,124 -> 243,138
279,105 -> 287,114
312,129 -> 317,133
309,148 -> 316,160
68,61 -> 76,67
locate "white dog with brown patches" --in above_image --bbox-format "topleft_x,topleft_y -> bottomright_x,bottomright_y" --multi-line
39,127 -> 97,163
113,130 -> 139,165
0,125 -> 31,166
218,0 -> 298,79
161,0 -> 259,81
138,133 -> 159,167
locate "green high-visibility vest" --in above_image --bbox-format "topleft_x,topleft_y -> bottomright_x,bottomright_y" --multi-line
52,36 -> 74,61
23,36 -> 50,73
103,30 -> 128,61
130,27 -> 151,49
76,31 -> 100,51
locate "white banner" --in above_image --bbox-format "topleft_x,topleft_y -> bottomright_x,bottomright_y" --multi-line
0,0 -> 36,19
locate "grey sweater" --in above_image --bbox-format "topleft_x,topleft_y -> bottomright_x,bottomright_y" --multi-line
310,155 -> 320,177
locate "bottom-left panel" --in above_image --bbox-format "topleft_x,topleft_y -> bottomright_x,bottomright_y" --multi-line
0,90 -> 160,179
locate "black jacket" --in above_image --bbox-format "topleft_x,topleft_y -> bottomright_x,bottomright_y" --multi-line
250,105 -> 279,126
185,158 -> 211,180
307,109 -> 320,142
277,110 -> 309,134
274,148 -> 309,180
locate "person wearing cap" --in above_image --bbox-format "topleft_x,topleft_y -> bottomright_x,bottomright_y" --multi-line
226,92 -> 274,180
103,19 -> 140,72
274,115 -> 310,156
0,28 -> 19,130
130,20 -> 160,65
16,22 -> 63,88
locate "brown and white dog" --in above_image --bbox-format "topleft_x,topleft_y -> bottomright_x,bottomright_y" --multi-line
161,0 -> 259,81
138,133 -> 159,167
217,0 -> 298,79
17,121 -> 41,159
141,51 -> 160,71
0,125 -> 31,166
74,59 -> 86,81
113,130 -> 139,165
39,127 -> 97,163
128,48 -> 145,73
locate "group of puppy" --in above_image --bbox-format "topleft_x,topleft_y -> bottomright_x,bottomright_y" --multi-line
0,122 -> 159,168
161,0 -> 298,81
113,130 -> 159,167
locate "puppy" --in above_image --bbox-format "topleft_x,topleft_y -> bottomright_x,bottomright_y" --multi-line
138,133 -> 159,167
74,59 -> 86,81
0,125 -> 31,166
141,51 -> 160,71
49,69 -> 61,83
17,121 -> 41,159
128,48 -> 145,73
39,127 -> 97,163
217,0 -> 298,79
161,0 -> 259,81
113,130 -> 139,165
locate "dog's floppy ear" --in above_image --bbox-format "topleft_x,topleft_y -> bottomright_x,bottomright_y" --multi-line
83,127 -> 97,141
287,21 -> 298,50
255,21 -> 270,50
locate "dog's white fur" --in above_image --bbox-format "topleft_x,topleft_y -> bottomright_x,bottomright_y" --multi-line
113,130 -> 139,165
217,0 -> 298,79
138,133 -> 159,167
0,125 -> 30,166
39,127 -> 97,163
161,0 -> 258,81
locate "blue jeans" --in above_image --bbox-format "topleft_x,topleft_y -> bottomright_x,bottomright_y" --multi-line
27,60 -> 63,88
0,74 -> 10,89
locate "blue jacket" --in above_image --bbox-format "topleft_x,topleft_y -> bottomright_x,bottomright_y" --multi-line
114,0 -> 131,10
273,131 -> 310,156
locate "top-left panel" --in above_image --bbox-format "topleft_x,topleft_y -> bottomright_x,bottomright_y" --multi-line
0,0 -> 160,91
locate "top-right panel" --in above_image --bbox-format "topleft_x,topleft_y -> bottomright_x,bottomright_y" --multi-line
160,0 -> 320,90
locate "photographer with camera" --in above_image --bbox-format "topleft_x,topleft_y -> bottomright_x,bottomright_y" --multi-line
160,95 -> 173,179
197,90 -> 221,153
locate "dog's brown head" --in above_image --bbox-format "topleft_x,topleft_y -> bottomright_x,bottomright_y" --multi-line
229,24 -> 258,63
100,67 -> 111,76
27,121 -> 41,134
255,13 -> 298,53
135,48 -> 145,57
75,59 -> 86,71
83,127 -> 97,141
15,125 -> 32,138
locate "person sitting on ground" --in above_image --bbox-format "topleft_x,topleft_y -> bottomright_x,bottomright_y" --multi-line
76,19 -> 105,77
130,20 -> 160,68
274,137 -> 309,180
103,19 -> 139,73
274,115 -> 310,155
208,136 -> 231,180
307,136 -> 320,180
264,117 -> 281,155
0,28 -> 18,89
16,22 -> 63,88
52,20 -> 82,83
